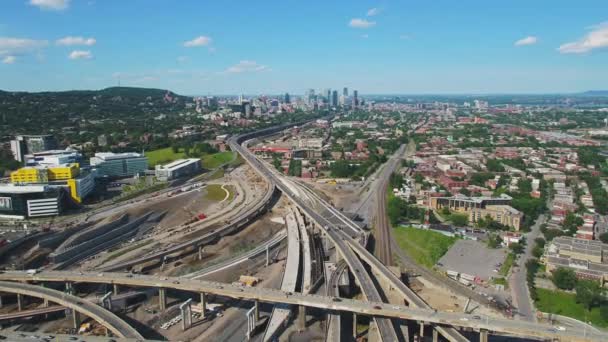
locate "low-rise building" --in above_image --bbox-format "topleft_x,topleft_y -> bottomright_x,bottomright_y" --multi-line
155,158 -> 202,181
429,194 -> 522,230
0,184 -> 65,219
543,236 -> 608,286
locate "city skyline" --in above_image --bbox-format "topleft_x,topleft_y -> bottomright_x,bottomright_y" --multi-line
0,0 -> 607,94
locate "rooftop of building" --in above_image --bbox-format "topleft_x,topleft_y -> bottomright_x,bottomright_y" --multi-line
434,193 -> 513,203
156,158 -> 201,170
92,152 -> 145,160
0,184 -> 49,194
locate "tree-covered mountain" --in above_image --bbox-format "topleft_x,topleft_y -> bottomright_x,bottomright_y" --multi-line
0,87 -> 191,138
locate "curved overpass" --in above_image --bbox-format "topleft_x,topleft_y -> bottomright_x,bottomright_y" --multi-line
0,271 -> 604,341
0,281 -> 143,339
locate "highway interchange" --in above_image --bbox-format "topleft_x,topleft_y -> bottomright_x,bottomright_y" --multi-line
0,120 -> 605,341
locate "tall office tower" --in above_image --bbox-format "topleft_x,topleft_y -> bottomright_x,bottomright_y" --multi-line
353,90 -> 359,107
10,135 -> 57,162
332,90 -> 338,107
243,102 -> 251,117
305,89 -> 315,105
343,87 -> 348,97
325,89 -> 331,104
284,93 -> 290,104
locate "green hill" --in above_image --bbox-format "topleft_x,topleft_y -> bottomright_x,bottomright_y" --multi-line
0,86 -> 191,136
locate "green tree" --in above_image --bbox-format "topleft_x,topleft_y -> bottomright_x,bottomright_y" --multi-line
509,242 -> 524,254
575,280 -> 604,310
544,229 -> 564,241
272,156 -> 282,172
563,212 -> 584,236
486,159 -> 505,172
487,234 -> 502,249
450,213 -> 469,226
552,267 -> 577,290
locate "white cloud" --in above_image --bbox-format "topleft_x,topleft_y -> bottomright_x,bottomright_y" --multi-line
56,36 -> 96,46
184,36 -> 212,47
361,34 -> 369,39
0,37 -> 48,55
367,8 -> 380,17
29,0 -> 70,11
69,50 -> 92,60
514,36 -> 538,46
558,22 -> 608,54
225,60 -> 269,74
177,56 -> 189,63
399,34 -> 412,40
2,56 -> 16,64
349,18 -> 376,29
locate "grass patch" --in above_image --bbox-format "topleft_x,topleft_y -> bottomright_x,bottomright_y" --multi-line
202,152 -> 234,169
207,168 -> 225,180
392,226 -> 457,268
492,277 -> 508,286
145,147 -> 186,167
500,253 -> 515,277
536,288 -> 608,328
204,184 -> 228,201
225,185 -> 235,202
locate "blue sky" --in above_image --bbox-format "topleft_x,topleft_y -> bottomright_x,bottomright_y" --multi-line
1,0 -> 607,94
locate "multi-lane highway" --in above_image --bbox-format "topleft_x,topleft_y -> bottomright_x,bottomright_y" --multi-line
232,136 -> 402,341
1,271 -> 606,341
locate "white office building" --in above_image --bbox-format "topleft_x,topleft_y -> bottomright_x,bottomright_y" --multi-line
155,158 -> 202,181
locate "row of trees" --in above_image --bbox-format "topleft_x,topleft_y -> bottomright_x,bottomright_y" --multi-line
551,268 -> 607,316
171,141 -> 218,157
387,195 -> 431,225
580,174 -> 608,215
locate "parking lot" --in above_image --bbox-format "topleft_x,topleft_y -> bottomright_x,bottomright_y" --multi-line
437,239 -> 508,280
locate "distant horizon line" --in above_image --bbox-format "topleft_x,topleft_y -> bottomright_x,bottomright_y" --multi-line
1,86 -> 607,97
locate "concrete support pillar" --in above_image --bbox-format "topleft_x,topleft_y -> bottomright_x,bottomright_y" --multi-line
158,288 -> 166,311
72,311 -> 80,330
433,327 -> 439,342
101,292 -> 113,311
65,282 -> 73,295
246,306 -> 256,340
254,300 -> 260,322
0,295 -> 4,308
265,244 -> 270,267
353,313 -> 358,339
419,322 -> 425,338
43,298 -> 49,308
198,246 -> 203,261
179,299 -> 193,331
200,292 -> 207,320
113,284 -> 119,296
16,294 -> 23,311
480,329 -> 489,342
297,305 -> 306,330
